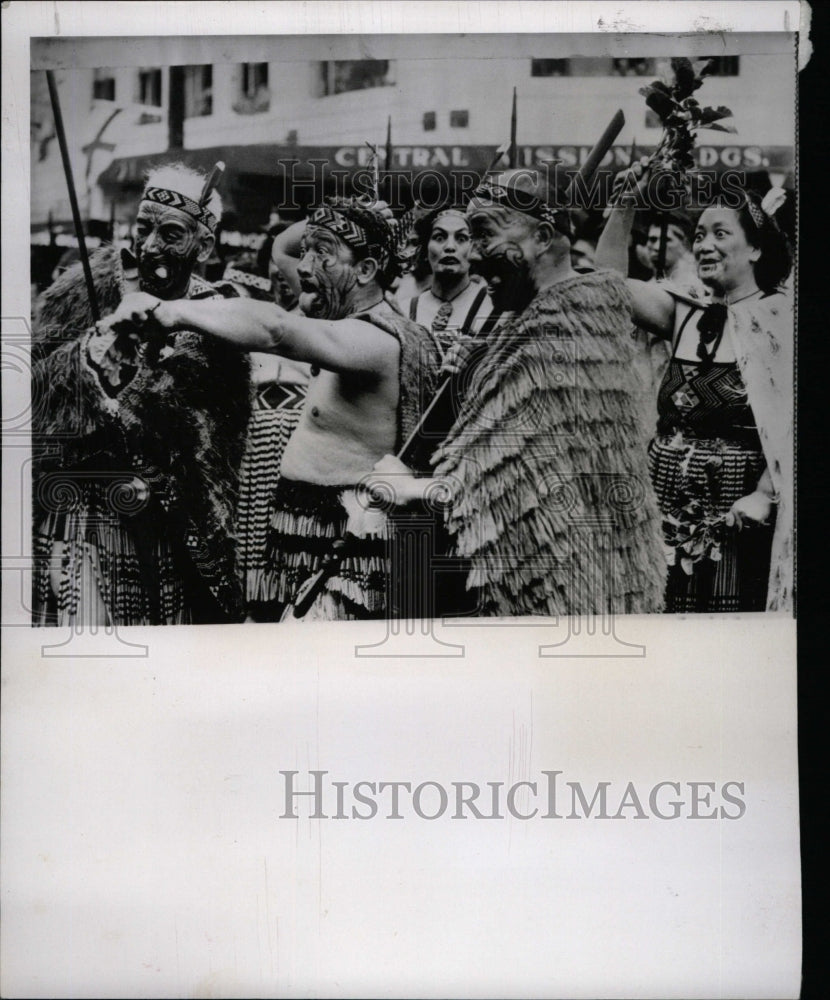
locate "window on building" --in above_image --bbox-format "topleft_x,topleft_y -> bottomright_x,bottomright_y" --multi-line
184,65 -> 213,117
612,58 -> 656,77
531,59 -> 570,77
234,62 -> 270,113
315,60 -> 395,96
136,68 -> 162,107
423,111 -> 436,131
242,62 -> 268,97
652,56 -> 741,79
532,55 -> 739,79
92,68 -> 116,101
701,56 -> 740,75
449,109 -> 469,128
533,57 -> 620,77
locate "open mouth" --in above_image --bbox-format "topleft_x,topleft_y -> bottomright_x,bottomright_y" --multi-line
140,260 -> 172,286
299,278 -> 317,293
439,257 -> 459,265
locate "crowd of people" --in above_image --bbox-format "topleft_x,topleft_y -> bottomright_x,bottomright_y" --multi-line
30,153 -> 794,627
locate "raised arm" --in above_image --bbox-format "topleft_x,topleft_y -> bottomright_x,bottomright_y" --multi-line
596,203 -> 677,339
104,292 -> 398,376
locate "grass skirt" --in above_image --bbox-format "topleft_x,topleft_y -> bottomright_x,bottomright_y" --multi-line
266,478 -> 387,619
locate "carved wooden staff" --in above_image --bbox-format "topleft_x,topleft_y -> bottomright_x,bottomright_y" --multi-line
565,108 -> 625,201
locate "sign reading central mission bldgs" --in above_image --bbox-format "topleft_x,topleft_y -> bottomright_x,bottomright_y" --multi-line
330,144 -> 792,172
99,143 -> 793,191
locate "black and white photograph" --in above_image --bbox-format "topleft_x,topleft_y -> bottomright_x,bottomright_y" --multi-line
1,3 -> 803,997
26,25 -> 795,628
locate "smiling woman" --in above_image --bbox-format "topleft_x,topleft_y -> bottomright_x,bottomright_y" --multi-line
596,178 -> 794,612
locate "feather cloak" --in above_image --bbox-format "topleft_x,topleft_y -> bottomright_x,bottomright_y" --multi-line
727,291 -> 794,612
32,245 -> 252,622
432,269 -> 666,616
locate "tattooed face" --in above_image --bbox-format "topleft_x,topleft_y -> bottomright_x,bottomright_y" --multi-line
466,203 -> 538,312
296,226 -> 361,319
134,201 -> 208,299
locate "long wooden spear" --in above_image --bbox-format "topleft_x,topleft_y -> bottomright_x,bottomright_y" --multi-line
385,115 -> 393,184
46,70 -> 100,322
508,87 -> 518,168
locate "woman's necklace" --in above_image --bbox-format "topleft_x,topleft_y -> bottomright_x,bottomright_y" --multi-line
429,279 -> 472,340
724,288 -> 762,307
429,277 -> 471,305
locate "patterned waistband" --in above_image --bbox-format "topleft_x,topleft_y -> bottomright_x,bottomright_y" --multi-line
254,382 -> 308,411
652,428 -> 763,453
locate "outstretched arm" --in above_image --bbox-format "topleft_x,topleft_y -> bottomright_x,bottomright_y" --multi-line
103,292 -> 398,375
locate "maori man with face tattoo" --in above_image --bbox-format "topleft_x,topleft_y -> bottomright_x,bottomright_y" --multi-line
104,198 -> 441,620
372,170 -> 666,616
32,163 -> 251,626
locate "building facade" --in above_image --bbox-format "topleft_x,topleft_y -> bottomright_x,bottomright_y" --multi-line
32,35 -> 796,240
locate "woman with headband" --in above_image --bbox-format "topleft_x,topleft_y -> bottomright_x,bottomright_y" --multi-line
596,168 -> 794,613
399,206 -> 494,357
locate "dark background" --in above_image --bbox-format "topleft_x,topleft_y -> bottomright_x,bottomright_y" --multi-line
795,6 -> 828,997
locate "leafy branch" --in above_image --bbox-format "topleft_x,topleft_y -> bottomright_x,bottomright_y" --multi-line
640,58 -> 736,174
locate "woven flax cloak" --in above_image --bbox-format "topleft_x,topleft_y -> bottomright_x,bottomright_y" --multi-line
432,269 -> 666,616
32,245 -> 252,622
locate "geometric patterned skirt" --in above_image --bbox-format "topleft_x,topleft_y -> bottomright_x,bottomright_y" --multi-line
236,381 -> 307,607
32,496 -> 190,627
647,430 -> 774,613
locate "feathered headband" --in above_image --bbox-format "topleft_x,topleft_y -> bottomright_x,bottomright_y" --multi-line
141,161 -> 225,234
745,186 -> 787,230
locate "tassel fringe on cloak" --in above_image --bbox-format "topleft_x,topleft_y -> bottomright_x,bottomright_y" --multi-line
432,269 -> 666,617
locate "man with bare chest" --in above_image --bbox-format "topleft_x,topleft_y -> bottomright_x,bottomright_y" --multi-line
104,198 -> 440,619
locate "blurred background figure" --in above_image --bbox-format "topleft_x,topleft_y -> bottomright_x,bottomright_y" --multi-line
570,211 -> 604,273
645,210 -> 703,290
